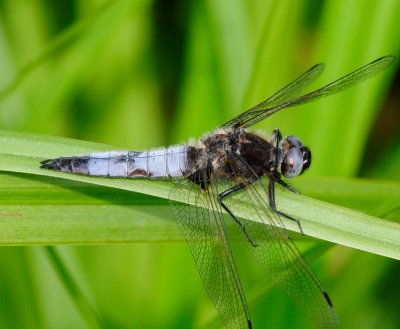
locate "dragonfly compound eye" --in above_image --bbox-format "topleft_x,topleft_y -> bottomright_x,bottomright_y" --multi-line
281,147 -> 303,178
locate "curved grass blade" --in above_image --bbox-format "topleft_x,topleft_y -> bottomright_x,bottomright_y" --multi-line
0,130 -> 399,259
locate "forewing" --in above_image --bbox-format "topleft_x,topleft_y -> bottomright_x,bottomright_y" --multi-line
220,159 -> 339,328
222,63 -> 325,128
226,55 -> 395,129
170,177 -> 251,329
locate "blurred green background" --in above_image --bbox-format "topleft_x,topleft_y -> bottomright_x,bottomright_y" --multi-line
0,0 -> 400,328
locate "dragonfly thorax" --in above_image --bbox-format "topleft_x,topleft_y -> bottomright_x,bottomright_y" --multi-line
197,128 -> 278,180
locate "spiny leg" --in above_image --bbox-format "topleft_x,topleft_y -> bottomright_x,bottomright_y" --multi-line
218,183 -> 258,247
272,128 -> 282,149
271,129 -> 304,233
277,178 -> 300,194
269,177 -> 304,235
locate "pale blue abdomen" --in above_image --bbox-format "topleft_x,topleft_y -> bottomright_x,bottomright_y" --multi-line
40,146 -> 192,178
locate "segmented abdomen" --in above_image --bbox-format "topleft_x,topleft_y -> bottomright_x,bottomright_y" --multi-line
40,146 -> 190,178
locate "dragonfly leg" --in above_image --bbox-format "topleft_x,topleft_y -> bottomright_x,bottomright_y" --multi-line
277,178 -> 300,194
269,177 -> 304,235
272,128 -> 282,148
218,184 -> 258,247
272,128 -> 284,172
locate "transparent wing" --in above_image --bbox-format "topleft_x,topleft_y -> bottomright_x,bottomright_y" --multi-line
224,55 -> 395,129
222,63 -> 325,128
219,157 -> 339,328
169,176 -> 252,329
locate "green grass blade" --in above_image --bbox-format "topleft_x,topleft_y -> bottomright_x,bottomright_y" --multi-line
0,172 -> 178,244
0,130 -> 399,260
45,247 -> 105,329
0,0 -> 116,102
305,0 -> 400,176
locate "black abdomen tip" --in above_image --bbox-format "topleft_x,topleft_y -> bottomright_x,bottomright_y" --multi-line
40,156 -> 89,174
40,158 -> 62,170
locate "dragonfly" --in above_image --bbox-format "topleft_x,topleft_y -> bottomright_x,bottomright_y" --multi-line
41,55 -> 395,329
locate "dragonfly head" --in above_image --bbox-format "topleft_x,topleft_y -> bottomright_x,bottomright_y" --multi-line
281,136 -> 311,178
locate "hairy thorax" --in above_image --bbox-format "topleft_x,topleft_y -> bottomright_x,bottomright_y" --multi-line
188,128 -> 277,180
